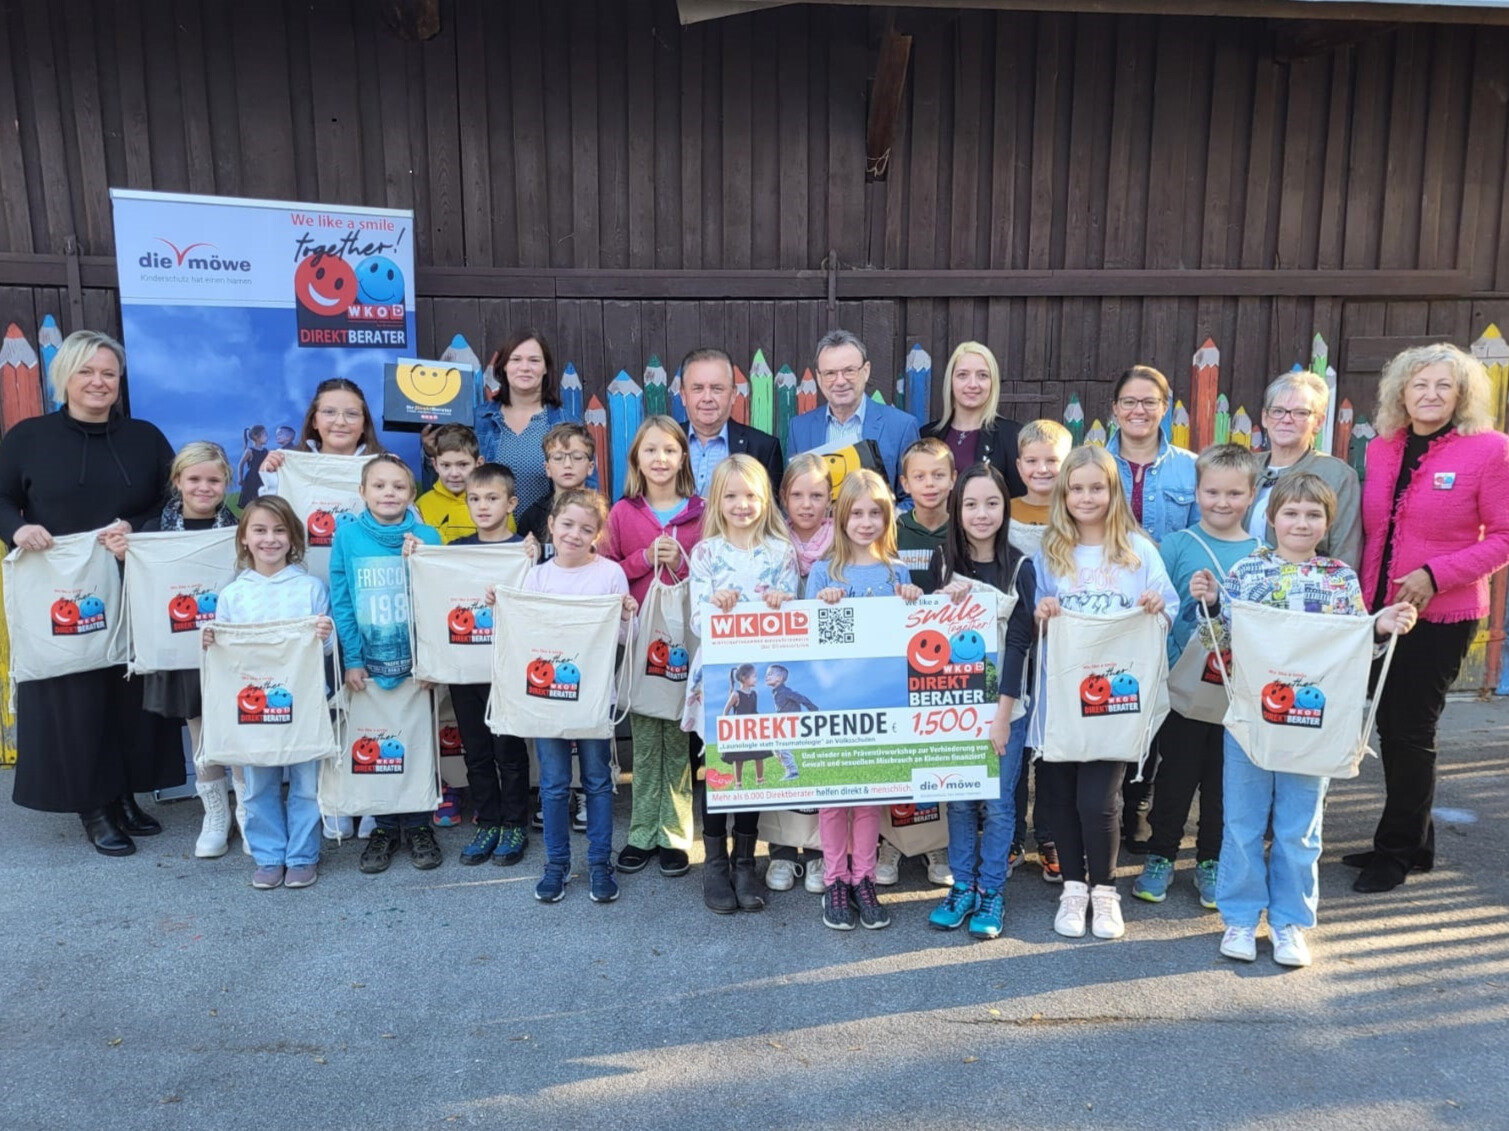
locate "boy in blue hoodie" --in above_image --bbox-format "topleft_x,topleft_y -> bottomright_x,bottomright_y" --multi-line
329,453 -> 443,874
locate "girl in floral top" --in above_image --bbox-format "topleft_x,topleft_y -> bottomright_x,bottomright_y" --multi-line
1191,472 -> 1416,970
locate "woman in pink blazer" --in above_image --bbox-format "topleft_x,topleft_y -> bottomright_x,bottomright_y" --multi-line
1353,343 -> 1509,893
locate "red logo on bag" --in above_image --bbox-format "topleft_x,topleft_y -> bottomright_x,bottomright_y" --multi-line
167,588 -> 218,633
1080,669 -> 1141,717
446,603 -> 492,645
1201,648 -> 1231,686
351,730 -> 405,774
237,681 -> 293,725
1261,681 -> 1325,728
888,803 -> 939,828
525,655 -> 581,701
51,593 -> 106,636
643,637 -> 689,682
438,722 -> 464,757
305,505 -> 356,548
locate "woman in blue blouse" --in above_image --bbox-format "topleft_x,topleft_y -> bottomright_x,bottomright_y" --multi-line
473,330 -> 579,516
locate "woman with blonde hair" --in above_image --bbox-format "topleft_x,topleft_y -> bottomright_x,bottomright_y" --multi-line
921,341 -> 1025,496
1350,343 -> 1509,893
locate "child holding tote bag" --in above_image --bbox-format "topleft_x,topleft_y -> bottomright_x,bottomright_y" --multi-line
328,454 -> 442,875
1189,472 -> 1416,968
1032,445 -> 1178,941
200,496 -> 335,890
601,416 -> 705,880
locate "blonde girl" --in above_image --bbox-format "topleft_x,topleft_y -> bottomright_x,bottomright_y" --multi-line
780,453 -> 834,593
807,470 -> 922,931
687,455 -> 799,914
1032,445 -> 1178,941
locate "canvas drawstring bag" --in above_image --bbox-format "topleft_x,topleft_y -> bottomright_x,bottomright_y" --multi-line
118,528 -> 238,675
406,542 -> 533,684
275,450 -> 369,582
3,526 -> 127,692
319,680 -> 442,816
486,587 -> 622,740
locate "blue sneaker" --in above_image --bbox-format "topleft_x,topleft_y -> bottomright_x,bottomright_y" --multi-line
492,826 -> 528,867
1133,854 -> 1174,902
534,862 -> 569,902
968,888 -> 1005,939
460,826 -> 501,866
1194,859 -> 1219,910
589,864 -> 619,903
928,884 -> 979,931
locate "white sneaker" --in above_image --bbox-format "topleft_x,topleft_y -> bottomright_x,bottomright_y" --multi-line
1090,884 -> 1125,939
874,840 -> 902,886
194,777 -> 231,859
924,849 -> 954,887
573,792 -> 588,833
804,856 -> 826,894
765,858 -> 799,892
323,814 -> 353,840
231,768 -> 251,856
357,815 -> 377,839
1220,924 -> 1258,962
1271,924 -> 1312,967
1054,880 -> 1090,938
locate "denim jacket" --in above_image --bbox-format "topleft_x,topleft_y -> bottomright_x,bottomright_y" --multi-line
471,398 -> 576,465
1106,432 -> 1198,543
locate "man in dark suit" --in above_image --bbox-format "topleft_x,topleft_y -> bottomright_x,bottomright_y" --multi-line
681,346 -> 785,496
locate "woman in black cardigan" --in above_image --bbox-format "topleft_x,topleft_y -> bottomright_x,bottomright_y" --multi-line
920,341 -> 1025,498
0,330 -> 177,856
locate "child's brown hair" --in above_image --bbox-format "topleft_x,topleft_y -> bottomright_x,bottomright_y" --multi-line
542,421 -> 595,459
429,423 -> 480,460
234,496 -> 306,570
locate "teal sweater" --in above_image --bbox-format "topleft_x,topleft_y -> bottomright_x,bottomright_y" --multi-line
329,509 -> 441,687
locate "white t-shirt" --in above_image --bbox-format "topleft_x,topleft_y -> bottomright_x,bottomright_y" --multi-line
1248,465 -> 1290,540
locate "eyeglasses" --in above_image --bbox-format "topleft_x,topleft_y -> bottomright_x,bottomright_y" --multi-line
817,366 -> 865,381
317,409 -> 364,422
1266,407 -> 1315,422
1115,397 -> 1164,412
547,452 -> 592,465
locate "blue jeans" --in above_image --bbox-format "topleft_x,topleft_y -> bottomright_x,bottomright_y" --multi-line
537,738 -> 614,868
945,711 -> 1025,892
242,761 -> 322,868
1216,732 -> 1329,931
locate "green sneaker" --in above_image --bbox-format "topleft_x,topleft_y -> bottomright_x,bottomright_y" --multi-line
928,884 -> 979,931
1132,854 -> 1174,902
1194,859 -> 1219,910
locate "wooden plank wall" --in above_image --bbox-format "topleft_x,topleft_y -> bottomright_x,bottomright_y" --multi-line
0,0 -> 1507,424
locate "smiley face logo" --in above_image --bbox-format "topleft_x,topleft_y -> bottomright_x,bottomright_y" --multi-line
351,736 -> 380,765
379,738 -> 405,762
294,253 -> 356,315
647,639 -> 670,668
396,361 -> 462,409
266,686 -> 293,709
1203,649 -> 1230,683
51,598 -> 79,627
1261,681 -> 1295,715
474,607 -> 493,630
438,724 -> 463,755
168,594 -> 199,624
308,511 -> 335,539
448,607 -> 475,636
526,658 -> 556,688
354,255 -> 405,306
907,630 -> 950,675
1294,685 -> 1326,712
668,645 -> 689,668
77,595 -> 105,620
948,629 -> 986,665
1080,674 -> 1111,705
196,592 -> 218,616
555,661 -> 581,686
1110,672 -> 1139,698
238,686 -> 267,715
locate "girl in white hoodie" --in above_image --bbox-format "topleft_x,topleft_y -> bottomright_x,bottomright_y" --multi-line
202,496 -> 335,890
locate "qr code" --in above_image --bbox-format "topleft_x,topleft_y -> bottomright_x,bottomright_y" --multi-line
817,606 -> 855,645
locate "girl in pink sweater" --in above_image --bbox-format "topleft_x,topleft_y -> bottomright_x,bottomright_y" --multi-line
602,416 -> 705,879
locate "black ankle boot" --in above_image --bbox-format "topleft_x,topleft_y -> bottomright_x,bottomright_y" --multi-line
732,832 -> 766,912
111,794 -> 162,836
702,834 -> 738,914
80,808 -> 135,856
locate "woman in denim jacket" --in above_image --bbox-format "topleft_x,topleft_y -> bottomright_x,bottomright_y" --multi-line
1105,365 -> 1198,545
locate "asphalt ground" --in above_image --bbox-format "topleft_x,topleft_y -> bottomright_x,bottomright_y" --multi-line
2,699 -> 1506,1131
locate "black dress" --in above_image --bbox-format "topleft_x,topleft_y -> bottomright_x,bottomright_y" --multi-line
0,409 -> 179,812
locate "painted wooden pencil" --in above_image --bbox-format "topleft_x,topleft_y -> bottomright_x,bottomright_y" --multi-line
1335,398 -> 1354,461
1192,338 -> 1220,451
1214,393 -> 1231,445
1348,418 -> 1376,482
38,314 -> 61,406
774,365 -> 798,448
668,368 -> 687,425
1064,393 -> 1084,445
797,368 -> 818,415
1085,419 -> 1107,447
731,366 -> 750,426
440,333 -> 483,405
1472,323 -> 1509,429
1230,405 -> 1252,449
894,370 -> 906,414
607,370 -> 644,501
0,324 -> 43,432
643,355 -> 669,418
905,343 -> 932,426
560,363 -> 584,422
584,396 -> 610,501
749,349 -> 774,434
1170,399 -> 1190,449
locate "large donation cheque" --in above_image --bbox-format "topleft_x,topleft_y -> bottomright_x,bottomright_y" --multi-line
701,592 -> 1001,811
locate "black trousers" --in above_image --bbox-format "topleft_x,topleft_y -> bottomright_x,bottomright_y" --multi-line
1369,618 -> 1477,872
449,682 -> 530,829
1040,760 -> 1123,886
1146,709 -> 1224,863
1013,749 -> 1054,845
697,786 -> 759,837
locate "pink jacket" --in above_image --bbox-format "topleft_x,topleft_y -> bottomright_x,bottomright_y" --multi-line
1360,429 -> 1509,622
601,494 -> 706,605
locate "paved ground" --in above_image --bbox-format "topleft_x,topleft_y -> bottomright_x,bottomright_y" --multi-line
2,700 -> 1506,1131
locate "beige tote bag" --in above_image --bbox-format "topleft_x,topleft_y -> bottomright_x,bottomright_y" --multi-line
1218,601 -> 1394,780
1165,533 -> 1235,726
435,688 -> 470,788
2,527 -> 127,685
758,808 -> 821,851
621,568 -> 697,722
1030,608 -> 1170,776
119,528 -> 238,675
276,450 -> 369,582
197,616 -> 338,769
486,587 -> 622,740
319,680 -> 441,816
407,542 -> 533,684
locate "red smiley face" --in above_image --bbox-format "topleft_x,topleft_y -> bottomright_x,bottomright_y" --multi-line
351,736 -> 381,764
1203,650 -> 1230,682
1262,681 -> 1295,714
168,594 -> 199,624
294,253 -> 357,315
448,608 -> 475,635
647,639 -> 670,667
307,511 -> 336,539
238,686 -> 267,714
907,630 -> 950,675
1080,674 -> 1111,705
527,658 -> 556,688
51,599 -> 80,627
438,724 -> 463,755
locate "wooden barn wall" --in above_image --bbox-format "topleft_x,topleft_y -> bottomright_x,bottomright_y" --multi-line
0,0 -> 1508,425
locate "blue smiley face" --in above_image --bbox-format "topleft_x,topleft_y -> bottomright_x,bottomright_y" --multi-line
949,629 -> 986,665
196,592 -> 218,615
1294,685 -> 1326,711
355,256 -> 405,306
554,661 -> 581,686
474,607 -> 493,629
77,595 -> 105,619
1110,673 -> 1140,698
379,739 -> 405,761
266,686 -> 293,709
668,645 -> 690,668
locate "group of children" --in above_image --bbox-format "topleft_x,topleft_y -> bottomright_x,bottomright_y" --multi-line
134,373 -> 1416,969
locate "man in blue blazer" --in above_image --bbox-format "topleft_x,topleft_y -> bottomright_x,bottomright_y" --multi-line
786,329 -> 921,493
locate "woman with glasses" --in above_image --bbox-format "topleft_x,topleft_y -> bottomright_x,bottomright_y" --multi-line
920,341 -> 1025,497
474,330 -> 582,515
1246,371 -> 1360,567
1105,365 -> 1198,544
